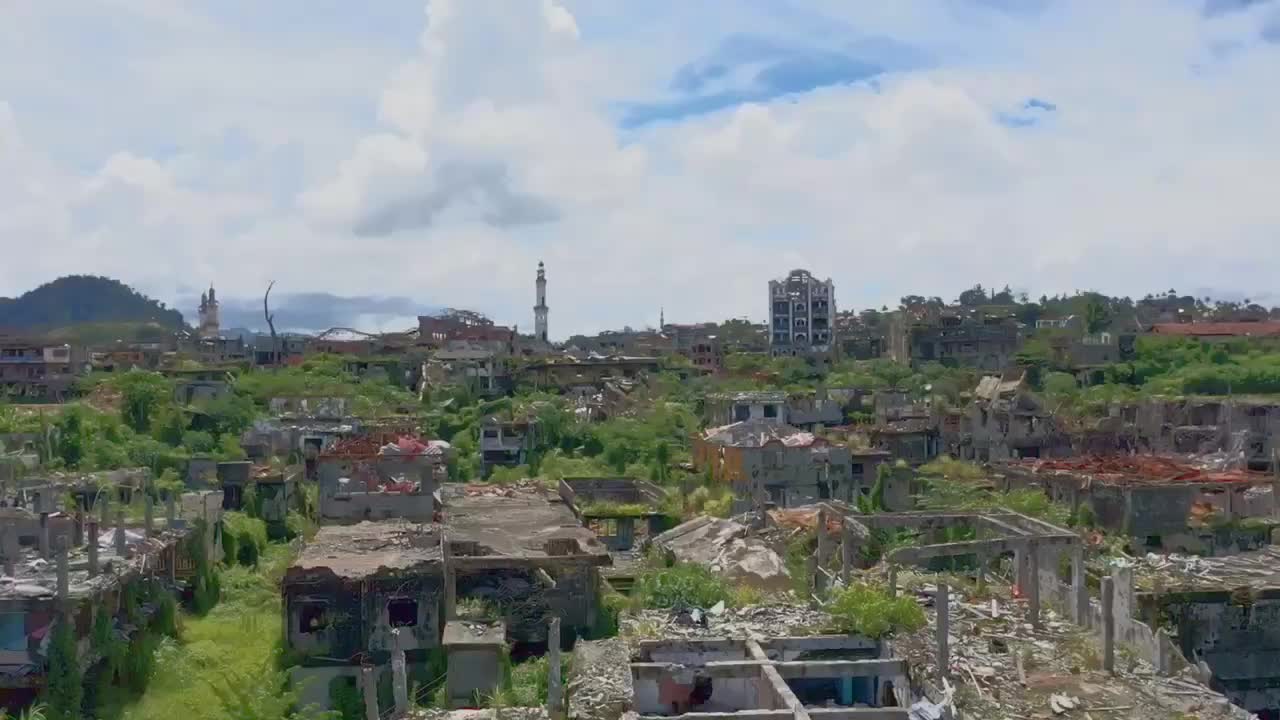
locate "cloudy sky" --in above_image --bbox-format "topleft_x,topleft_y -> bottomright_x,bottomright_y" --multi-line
2,0 -> 1278,337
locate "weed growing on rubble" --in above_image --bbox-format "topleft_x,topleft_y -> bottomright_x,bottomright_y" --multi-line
633,562 -> 732,609
826,583 -> 926,638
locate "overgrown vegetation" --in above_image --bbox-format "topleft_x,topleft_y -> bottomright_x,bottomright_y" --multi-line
826,583 -> 927,637
633,562 -> 732,609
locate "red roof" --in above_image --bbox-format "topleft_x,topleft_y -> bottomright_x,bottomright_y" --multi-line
1150,322 -> 1280,338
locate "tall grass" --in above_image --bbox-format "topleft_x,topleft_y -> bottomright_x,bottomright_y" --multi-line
106,544 -> 300,720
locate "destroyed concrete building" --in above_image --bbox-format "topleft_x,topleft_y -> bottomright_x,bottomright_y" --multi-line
997,456 -> 1277,554
768,269 -> 835,362
519,357 -> 664,391
888,311 -> 1021,371
480,416 -> 540,477
705,391 -> 844,431
0,338 -> 85,402
631,636 -> 909,719
662,323 -> 724,374
869,419 -> 939,467
423,344 -> 512,398
558,477 -> 674,552
692,422 -> 909,510
282,484 -> 610,711
315,436 -> 444,524
0,490 -> 222,706
943,372 -> 1066,461
162,367 -> 232,404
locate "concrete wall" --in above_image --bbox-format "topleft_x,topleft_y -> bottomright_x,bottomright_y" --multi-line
1169,595 -> 1280,715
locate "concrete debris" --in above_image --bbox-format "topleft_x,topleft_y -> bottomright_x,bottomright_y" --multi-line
569,638 -> 633,720
894,577 -> 1253,720
622,604 -> 828,640
652,516 -> 791,592
409,710 -> 550,720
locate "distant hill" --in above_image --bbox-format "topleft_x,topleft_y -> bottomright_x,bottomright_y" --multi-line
0,276 -> 185,333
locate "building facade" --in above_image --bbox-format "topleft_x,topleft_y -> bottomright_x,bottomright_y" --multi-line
768,269 -> 835,359
197,285 -> 220,339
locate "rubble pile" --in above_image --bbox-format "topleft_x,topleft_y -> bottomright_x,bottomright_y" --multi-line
895,581 -> 1253,720
652,517 -> 791,592
621,603 -> 828,640
568,638 -> 632,720
1128,547 -> 1280,590
408,709 -> 549,720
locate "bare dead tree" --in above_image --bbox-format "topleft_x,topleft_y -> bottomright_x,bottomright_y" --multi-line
264,280 -> 279,367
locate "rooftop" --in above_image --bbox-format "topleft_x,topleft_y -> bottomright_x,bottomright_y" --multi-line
1001,455 -> 1271,487
290,520 -> 441,580
701,420 -> 818,448
1150,321 -> 1280,337
440,484 -> 608,560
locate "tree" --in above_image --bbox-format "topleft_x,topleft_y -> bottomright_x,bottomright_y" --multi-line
54,407 -> 85,468
1084,297 -> 1111,334
43,617 -> 81,720
116,370 -> 172,432
957,285 -> 988,306
654,441 -> 671,484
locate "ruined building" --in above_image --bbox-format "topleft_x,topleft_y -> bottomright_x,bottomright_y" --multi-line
888,311 -> 1021,370
769,269 -> 835,361
281,484 -> 609,711
943,372 -> 1066,461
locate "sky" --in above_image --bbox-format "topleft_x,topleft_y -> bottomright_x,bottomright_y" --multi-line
2,0 -> 1279,337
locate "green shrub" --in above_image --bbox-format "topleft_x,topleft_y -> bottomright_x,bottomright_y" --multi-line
826,583 -> 926,638
43,617 -> 81,720
634,562 -> 731,609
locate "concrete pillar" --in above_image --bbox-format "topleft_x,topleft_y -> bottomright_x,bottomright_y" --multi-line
806,554 -> 820,608
1,525 -> 14,577
166,493 -> 177,527
1071,545 -> 1088,626
1014,547 -> 1028,595
1101,576 -> 1115,673
87,521 -> 99,576
72,512 -> 84,548
38,512 -> 50,559
115,509 -> 127,557
55,536 -> 69,605
936,582 -> 949,681
840,524 -> 853,585
888,565 -> 897,598
816,508 -> 830,565
1027,546 -> 1042,630
98,492 -> 109,527
391,628 -> 409,713
547,617 -> 563,714
144,492 -> 154,537
361,666 -> 379,720
442,536 -> 456,621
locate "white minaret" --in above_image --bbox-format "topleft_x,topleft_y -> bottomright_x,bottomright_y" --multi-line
534,261 -> 549,342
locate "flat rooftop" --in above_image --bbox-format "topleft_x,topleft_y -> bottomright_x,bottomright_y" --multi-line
1130,546 -> 1280,592
292,520 -> 441,580
441,484 -> 608,560
1001,455 -> 1271,487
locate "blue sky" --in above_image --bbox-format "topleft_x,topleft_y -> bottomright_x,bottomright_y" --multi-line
2,0 -> 1279,335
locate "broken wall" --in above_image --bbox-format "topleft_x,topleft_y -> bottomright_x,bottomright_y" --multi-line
1167,595 -> 1280,716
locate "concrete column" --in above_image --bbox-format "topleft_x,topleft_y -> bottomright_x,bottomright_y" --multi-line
936,582 -> 949,681
166,493 -> 177,527
1,525 -> 14,577
55,536 -> 69,605
1101,576 -> 1115,673
806,554 -> 821,608
38,512 -> 50,559
1027,546 -> 1042,630
72,512 -> 84,548
390,628 -> 409,713
144,492 -> 154,537
816,508 -> 830,565
87,521 -> 99,576
361,666 -> 379,720
442,536 -> 456,621
547,617 -> 563,714
1071,545 -> 1088,626
1014,547 -> 1028,595
840,524 -> 853,585
98,493 -> 109,527
887,565 -> 897,598
115,509 -> 127,557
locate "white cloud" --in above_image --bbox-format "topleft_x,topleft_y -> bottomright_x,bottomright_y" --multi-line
2,0 -> 1280,335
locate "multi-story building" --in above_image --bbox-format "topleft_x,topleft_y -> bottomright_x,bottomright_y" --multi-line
768,269 -> 835,359
0,338 -> 85,401
888,311 -> 1022,371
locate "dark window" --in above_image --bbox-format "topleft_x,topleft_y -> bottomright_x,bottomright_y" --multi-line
851,463 -> 864,478
482,429 -> 499,439
763,405 -> 778,419
298,601 -> 329,634
388,598 -> 418,627
734,405 -> 751,422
